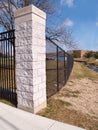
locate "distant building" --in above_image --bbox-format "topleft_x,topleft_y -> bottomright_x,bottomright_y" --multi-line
68,50 -> 87,58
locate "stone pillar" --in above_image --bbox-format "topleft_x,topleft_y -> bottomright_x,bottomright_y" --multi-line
14,5 -> 47,113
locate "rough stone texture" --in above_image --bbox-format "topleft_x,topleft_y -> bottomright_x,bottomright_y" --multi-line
15,5 -> 47,113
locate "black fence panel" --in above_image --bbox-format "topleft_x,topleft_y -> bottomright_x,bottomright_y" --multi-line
0,30 -> 17,106
46,41 -> 74,98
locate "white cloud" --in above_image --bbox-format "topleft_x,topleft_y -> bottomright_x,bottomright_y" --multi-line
61,0 -> 74,7
64,18 -> 74,27
96,22 -> 98,26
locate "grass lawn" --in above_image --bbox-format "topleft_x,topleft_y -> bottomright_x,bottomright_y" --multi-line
0,57 -> 16,105
46,60 -> 66,97
38,62 -> 98,130
38,98 -> 98,130
0,56 -> 15,89
86,58 -> 98,67
0,99 -> 16,107
0,68 -> 15,89
72,62 -> 98,80
74,57 -> 98,67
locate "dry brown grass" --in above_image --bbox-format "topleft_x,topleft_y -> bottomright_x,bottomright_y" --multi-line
46,60 -> 66,97
87,59 -> 98,67
0,99 -> 16,107
38,98 -> 98,130
74,57 -> 98,67
38,62 -> 98,130
72,62 -> 98,80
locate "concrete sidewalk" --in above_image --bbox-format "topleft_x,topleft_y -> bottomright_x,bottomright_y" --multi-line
0,102 -> 85,130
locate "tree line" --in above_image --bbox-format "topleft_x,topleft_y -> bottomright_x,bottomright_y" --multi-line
84,51 -> 98,59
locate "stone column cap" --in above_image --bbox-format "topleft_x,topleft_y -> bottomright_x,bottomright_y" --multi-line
14,5 -> 46,19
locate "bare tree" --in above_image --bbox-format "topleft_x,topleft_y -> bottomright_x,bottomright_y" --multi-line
46,27 -> 78,49
0,0 -> 14,30
0,0 -> 77,49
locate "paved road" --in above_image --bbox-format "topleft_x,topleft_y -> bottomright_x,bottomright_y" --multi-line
0,102 -> 85,130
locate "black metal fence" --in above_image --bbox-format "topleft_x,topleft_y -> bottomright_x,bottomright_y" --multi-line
0,30 -> 73,104
0,30 -> 17,106
46,41 -> 73,98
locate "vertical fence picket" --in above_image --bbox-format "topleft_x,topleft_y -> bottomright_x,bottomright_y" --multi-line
0,30 -> 17,106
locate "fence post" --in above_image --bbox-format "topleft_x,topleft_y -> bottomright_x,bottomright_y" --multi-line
14,5 -> 47,113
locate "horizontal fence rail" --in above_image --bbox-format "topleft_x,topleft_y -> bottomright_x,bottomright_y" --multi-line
46,41 -> 74,98
0,30 -> 17,106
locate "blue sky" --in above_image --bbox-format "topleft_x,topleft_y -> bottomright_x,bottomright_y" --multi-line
53,0 -> 98,51
0,1 -> 98,51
